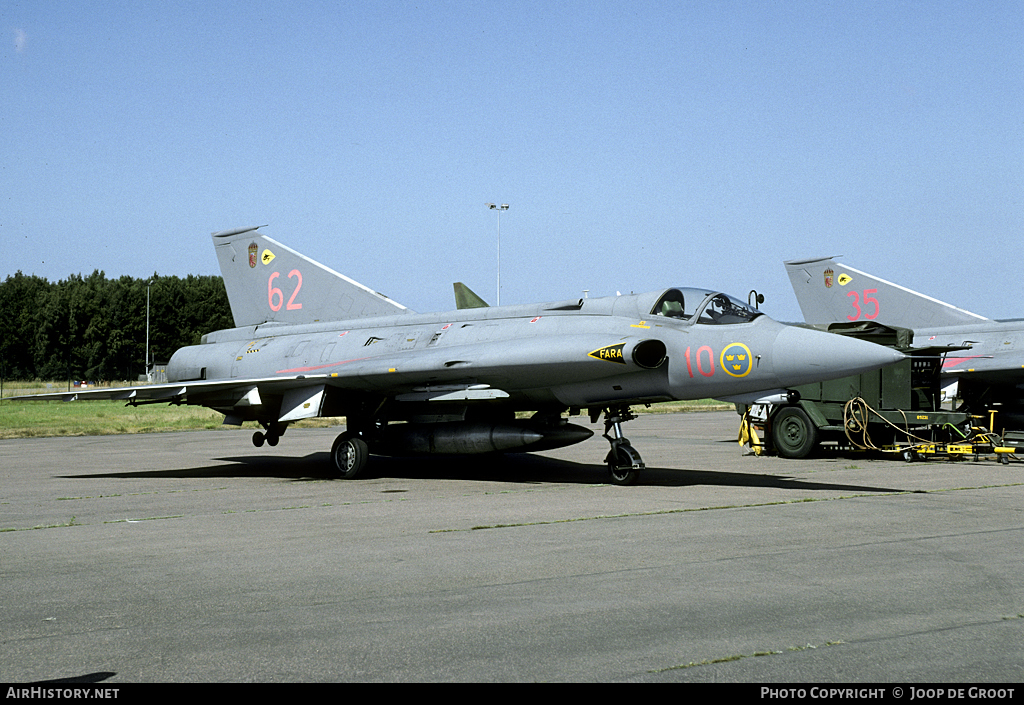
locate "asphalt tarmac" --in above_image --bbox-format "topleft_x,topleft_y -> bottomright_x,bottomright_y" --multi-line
2,411 -> 1022,683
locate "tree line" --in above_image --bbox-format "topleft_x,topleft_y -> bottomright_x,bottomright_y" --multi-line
0,271 -> 233,382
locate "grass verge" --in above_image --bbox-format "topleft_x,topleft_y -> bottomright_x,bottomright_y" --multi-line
1,381 -> 730,439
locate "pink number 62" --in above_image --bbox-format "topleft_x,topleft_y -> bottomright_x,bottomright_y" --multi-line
268,270 -> 303,312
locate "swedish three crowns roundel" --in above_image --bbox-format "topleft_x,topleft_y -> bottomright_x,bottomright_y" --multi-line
720,342 -> 752,378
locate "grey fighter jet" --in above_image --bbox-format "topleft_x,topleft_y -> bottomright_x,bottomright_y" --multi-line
785,256 -> 1024,426
7,228 -> 903,484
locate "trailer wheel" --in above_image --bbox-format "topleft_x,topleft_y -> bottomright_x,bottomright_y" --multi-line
772,406 -> 819,459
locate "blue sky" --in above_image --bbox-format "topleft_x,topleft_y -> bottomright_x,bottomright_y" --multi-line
3,1 -> 1022,322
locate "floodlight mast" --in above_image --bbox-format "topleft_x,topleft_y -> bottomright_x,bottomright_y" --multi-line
145,280 -> 152,381
486,203 -> 509,305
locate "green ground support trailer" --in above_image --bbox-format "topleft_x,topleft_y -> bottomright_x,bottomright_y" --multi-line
742,323 -> 981,460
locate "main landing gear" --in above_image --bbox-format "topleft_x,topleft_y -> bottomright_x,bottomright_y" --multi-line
331,431 -> 370,479
252,422 -> 287,448
600,406 -> 645,485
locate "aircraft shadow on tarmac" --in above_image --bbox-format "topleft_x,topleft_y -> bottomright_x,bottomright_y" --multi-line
31,672 -> 117,684
64,452 -> 908,494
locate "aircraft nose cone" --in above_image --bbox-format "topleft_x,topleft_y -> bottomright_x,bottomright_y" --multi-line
771,325 -> 905,387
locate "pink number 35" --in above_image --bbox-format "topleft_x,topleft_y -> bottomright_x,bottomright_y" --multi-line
846,288 -> 879,321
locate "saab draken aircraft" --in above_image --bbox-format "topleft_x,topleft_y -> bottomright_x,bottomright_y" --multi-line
785,256 -> 1024,428
8,228 -> 904,484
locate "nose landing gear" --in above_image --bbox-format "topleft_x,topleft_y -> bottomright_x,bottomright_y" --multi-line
601,406 -> 645,485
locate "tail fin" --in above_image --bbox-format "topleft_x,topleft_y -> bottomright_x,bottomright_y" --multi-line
453,282 -> 490,309
784,256 -> 988,328
212,226 -> 411,327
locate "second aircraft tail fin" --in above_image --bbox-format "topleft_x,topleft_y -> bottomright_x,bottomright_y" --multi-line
453,282 -> 490,309
212,226 -> 411,327
784,256 -> 988,329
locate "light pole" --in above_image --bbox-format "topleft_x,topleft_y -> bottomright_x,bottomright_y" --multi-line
145,280 -> 152,382
486,203 -> 508,305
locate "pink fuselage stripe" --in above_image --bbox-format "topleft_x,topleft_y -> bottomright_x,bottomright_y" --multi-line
275,356 -> 371,375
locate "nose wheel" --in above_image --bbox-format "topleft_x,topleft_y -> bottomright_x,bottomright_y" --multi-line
602,406 -> 644,485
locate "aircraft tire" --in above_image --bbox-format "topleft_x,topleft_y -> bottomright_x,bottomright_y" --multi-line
772,406 -> 819,459
331,432 -> 369,479
607,443 -> 642,486
252,431 -> 266,448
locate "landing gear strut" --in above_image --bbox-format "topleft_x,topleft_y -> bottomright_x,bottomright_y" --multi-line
602,406 -> 644,485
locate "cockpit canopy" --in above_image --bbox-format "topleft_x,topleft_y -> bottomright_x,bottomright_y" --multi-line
651,288 -> 763,325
